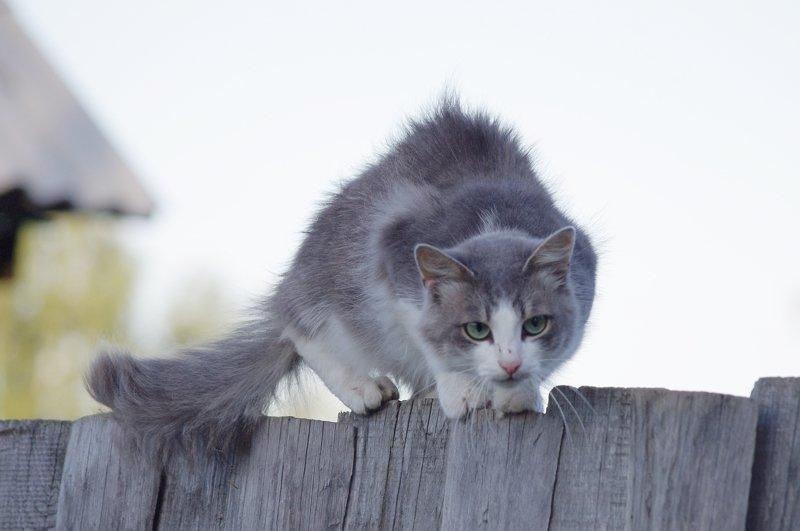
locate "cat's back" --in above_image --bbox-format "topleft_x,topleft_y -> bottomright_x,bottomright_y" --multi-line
294,101 -> 556,276
293,101 -> 545,266
373,100 -> 538,191
278,101 -> 578,331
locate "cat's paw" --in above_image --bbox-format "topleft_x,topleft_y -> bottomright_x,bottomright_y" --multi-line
340,375 -> 399,415
492,384 -> 542,418
436,372 -> 490,418
375,375 -> 400,402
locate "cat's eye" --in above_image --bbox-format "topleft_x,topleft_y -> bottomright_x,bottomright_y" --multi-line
464,322 -> 492,341
522,315 -> 549,337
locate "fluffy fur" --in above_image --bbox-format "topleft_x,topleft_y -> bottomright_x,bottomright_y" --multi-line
87,98 -> 597,460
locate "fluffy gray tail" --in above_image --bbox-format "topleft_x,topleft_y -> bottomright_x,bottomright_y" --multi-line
86,318 -> 298,461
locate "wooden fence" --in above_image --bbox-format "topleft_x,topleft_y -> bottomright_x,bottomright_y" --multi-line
1,377 -> 798,530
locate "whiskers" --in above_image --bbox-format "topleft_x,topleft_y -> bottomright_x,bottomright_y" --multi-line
565,385 -> 596,416
534,373 -> 596,444
548,390 -> 573,442
459,374 -> 501,456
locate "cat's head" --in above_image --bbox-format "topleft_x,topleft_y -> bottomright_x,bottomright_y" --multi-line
414,226 -> 579,393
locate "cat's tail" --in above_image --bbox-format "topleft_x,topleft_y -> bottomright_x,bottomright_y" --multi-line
85,317 -> 299,462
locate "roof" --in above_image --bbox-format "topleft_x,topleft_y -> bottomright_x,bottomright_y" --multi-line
0,1 -> 154,216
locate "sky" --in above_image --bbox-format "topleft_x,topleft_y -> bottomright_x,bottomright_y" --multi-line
8,0 -> 800,399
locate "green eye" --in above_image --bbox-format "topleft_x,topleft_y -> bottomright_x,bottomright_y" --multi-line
464,322 -> 491,341
523,315 -> 549,337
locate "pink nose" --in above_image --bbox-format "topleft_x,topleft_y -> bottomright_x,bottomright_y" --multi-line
499,360 -> 521,376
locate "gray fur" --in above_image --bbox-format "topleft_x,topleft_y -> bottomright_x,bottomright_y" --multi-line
87,97 -> 597,459
87,302 -> 299,461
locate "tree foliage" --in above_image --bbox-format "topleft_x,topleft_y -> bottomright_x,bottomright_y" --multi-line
0,215 -> 134,418
0,214 -> 233,419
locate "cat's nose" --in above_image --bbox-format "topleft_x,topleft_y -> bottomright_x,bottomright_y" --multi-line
499,360 -> 521,376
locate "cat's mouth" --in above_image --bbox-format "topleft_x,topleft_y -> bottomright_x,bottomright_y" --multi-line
491,375 -> 528,386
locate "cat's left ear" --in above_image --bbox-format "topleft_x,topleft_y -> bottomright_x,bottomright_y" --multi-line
523,227 -> 576,285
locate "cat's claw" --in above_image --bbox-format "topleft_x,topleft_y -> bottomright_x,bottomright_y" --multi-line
343,375 -> 398,415
492,384 -> 542,418
375,375 -> 400,402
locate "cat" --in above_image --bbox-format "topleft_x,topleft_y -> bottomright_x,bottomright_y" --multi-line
87,98 -> 597,459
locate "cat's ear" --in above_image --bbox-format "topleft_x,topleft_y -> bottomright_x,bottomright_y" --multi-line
523,227 -> 576,286
414,244 -> 474,288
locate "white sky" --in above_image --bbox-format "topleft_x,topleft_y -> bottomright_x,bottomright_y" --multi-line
9,0 -> 800,398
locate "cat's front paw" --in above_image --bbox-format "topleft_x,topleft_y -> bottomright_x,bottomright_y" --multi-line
492,384 -> 542,418
436,372 -> 489,418
340,375 -> 399,415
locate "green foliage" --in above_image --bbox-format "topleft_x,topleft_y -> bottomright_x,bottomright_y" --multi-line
0,214 -> 233,420
0,214 -> 134,418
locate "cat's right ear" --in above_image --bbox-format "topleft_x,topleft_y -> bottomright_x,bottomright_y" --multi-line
414,244 -> 474,289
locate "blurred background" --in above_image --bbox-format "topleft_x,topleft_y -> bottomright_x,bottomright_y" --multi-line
1,1 -> 798,421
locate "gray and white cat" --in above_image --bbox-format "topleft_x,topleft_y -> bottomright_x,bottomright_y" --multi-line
88,99 -> 597,458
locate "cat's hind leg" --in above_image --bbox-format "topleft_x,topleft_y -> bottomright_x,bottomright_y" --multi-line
284,322 -> 398,415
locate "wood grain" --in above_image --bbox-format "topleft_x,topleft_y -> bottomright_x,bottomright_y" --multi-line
341,399 -> 450,529
548,386 -> 758,530
55,415 -> 161,530
221,416 -> 355,530
154,450 -> 236,530
746,377 -> 800,531
442,409 -> 564,530
0,420 -> 70,529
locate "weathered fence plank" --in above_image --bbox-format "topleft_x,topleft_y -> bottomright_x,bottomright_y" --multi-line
55,415 -> 161,530
155,451 -> 236,530
4,380 -> 797,530
746,377 -> 800,531
0,420 -> 70,529
340,399 -> 450,529
549,387 -> 631,529
442,410 -> 564,530
222,417 -> 355,530
386,402 -> 449,530
548,387 -> 758,530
